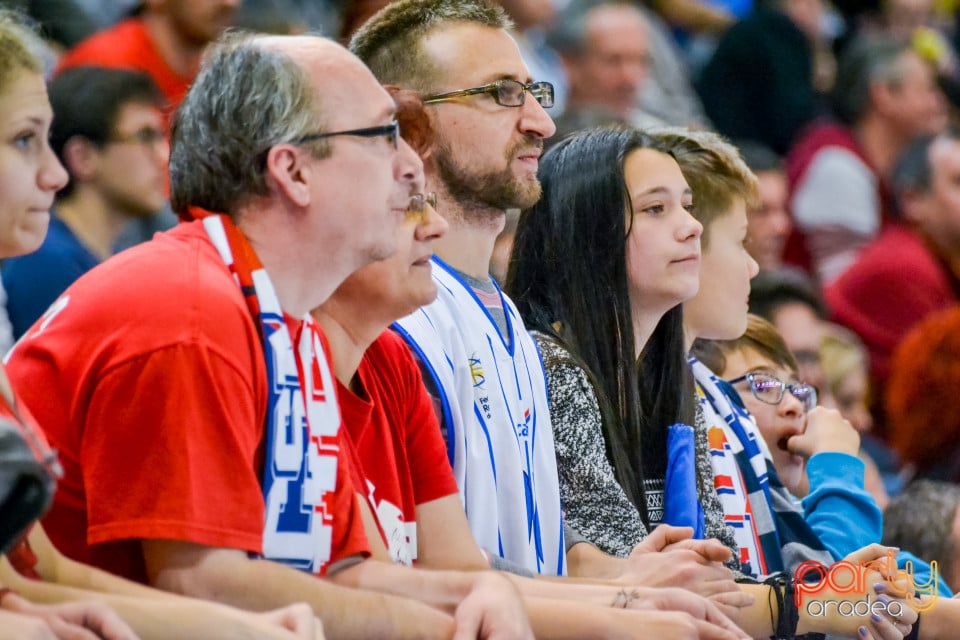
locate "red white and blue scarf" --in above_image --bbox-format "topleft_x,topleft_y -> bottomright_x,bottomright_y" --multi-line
200,211 -> 343,574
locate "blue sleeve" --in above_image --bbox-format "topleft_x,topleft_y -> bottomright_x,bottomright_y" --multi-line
896,550 -> 952,599
801,452 -> 883,560
2,243 -> 97,339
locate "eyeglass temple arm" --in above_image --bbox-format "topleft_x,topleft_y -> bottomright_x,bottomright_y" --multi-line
422,87 -> 491,104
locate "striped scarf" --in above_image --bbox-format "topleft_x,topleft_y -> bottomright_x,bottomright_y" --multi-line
690,357 -> 833,578
200,211 -> 344,575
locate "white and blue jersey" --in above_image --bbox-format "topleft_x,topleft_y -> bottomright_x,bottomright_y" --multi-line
393,257 -> 566,576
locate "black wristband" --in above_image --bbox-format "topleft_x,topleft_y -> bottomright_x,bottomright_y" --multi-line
763,573 -> 799,640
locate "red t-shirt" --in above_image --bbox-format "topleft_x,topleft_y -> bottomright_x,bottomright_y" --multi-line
6,221 -> 369,582
338,331 -> 459,566
56,19 -> 194,124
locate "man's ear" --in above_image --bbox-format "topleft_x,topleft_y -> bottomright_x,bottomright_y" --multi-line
264,144 -> 312,208
61,136 -> 97,183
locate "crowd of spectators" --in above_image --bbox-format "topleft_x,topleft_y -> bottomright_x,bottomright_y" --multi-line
3,0 -> 960,638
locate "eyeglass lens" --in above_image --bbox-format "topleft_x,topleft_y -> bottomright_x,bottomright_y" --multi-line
749,373 -> 816,411
496,80 -> 554,108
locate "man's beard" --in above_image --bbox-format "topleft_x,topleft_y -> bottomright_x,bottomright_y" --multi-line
434,135 -> 543,219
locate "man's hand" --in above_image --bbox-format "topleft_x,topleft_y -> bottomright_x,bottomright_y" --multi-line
615,585 -> 751,638
0,592 -> 139,640
620,526 -> 740,600
452,572 -> 533,640
252,603 -> 324,640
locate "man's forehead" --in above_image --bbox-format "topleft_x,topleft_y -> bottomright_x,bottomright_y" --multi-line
421,23 -> 532,87
261,35 -> 393,114
259,34 -> 346,61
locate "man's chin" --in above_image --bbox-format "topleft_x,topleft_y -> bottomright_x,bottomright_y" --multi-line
507,178 -> 541,211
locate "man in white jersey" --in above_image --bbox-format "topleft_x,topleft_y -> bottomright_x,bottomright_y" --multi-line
352,0 -> 563,576
350,0 -> 747,591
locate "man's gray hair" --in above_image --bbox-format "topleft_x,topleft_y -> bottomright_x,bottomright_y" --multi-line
547,1 -> 638,58
831,35 -> 914,126
170,30 -> 328,216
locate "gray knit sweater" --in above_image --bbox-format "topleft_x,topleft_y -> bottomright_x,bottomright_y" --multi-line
534,333 -> 739,563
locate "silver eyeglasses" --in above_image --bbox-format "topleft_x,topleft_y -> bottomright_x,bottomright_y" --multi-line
727,371 -> 818,413
407,192 -> 437,220
422,79 -> 554,109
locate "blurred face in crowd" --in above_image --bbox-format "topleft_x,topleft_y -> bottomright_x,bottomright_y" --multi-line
566,4 -> 650,117
684,203 -> 760,341
92,101 -> 169,218
0,70 -> 68,259
831,361 -> 872,433
911,137 -> 960,260
769,302 -> 830,405
880,51 -> 948,139
423,23 -> 556,216
153,0 -> 241,45
745,169 -> 791,271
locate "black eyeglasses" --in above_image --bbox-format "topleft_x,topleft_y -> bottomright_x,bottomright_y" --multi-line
422,79 -> 554,109
407,192 -> 437,219
291,120 -> 400,150
727,371 -> 818,413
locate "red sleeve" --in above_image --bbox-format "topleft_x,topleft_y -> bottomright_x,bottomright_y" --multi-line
386,333 -> 459,505
81,342 -> 265,553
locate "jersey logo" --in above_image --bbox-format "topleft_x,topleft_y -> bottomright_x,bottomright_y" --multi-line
468,354 -> 485,387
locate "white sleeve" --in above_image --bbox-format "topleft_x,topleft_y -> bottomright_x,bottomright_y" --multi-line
792,147 -> 880,236
791,147 -> 881,284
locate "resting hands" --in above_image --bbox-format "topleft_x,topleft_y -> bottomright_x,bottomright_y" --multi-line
0,591 -> 138,640
452,572 -> 533,640
621,525 -> 741,601
250,603 -> 324,640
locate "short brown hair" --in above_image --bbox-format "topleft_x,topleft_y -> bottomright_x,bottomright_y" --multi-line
692,314 -> 798,378
651,127 -> 758,247
349,0 -> 511,93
